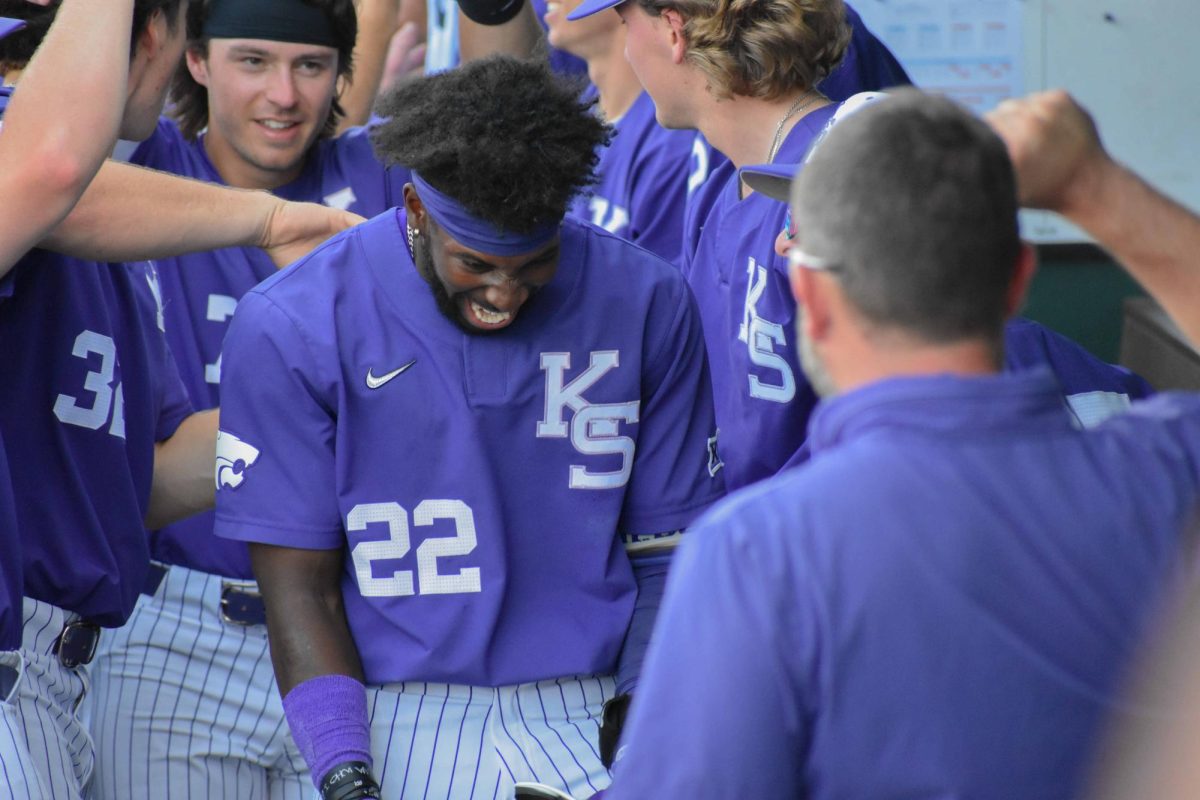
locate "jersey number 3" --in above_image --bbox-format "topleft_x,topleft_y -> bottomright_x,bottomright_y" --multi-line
54,330 -> 126,438
348,500 -> 482,598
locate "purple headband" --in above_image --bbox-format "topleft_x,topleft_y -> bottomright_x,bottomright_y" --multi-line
412,172 -> 559,256
0,18 -> 27,41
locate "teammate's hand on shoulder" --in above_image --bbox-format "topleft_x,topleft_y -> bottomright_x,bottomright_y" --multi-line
259,199 -> 366,269
985,90 -> 1112,217
598,692 -> 631,771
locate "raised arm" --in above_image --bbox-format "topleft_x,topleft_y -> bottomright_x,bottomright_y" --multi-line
457,0 -> 544,62
337,0 -> 426,130
987,90 -> 1200,345
0,0 -> 134,273
38,160 -> 364,267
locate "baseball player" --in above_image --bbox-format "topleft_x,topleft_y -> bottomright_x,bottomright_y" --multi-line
0,2 -> 362,796
609,88 -> 1200,800
86,3 -> 411,794
214,56 -> 723,800
570,0 -> 1152,492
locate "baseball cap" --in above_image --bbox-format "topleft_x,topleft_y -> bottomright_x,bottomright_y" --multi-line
566,0 -> 627,21
738,163 -> 798,202
0,18 -> 28,41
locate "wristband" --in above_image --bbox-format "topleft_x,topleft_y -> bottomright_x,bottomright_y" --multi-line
458,0 -> 525,25
281,674 -> 374,792
320,761 -> 382,800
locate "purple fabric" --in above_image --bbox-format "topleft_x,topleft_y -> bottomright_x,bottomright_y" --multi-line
282,674 -> 374,788
412,172 -> 558,255
615,552 -> 670,695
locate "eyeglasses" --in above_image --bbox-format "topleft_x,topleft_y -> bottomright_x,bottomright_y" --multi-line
787,245 -> 840,273
780,207 -> 797,241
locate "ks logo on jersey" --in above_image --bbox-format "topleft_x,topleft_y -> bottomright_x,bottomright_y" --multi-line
215,430 -> 261,490
537,351 -> 640,490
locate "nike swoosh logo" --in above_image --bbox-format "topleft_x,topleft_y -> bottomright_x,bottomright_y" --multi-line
365,360 -> 417,389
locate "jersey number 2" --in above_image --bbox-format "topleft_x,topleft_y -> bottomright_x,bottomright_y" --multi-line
348,500 -> 482,597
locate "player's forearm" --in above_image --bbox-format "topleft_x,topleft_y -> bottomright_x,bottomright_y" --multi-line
39,160 -> 284,262
0,0 -> 134,272
146,409 -> 220,530
1066,160 -> 1200,347
457,0 -> 544,62
338,0 -> 403,130
249,543 -> 366,694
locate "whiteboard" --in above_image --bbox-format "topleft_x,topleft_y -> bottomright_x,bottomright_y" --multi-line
853,0 -> 1200,243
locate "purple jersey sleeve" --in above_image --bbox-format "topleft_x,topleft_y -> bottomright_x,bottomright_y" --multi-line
214,288 -> 343,549
618,274 -> 723,533
608,493 -> 817,799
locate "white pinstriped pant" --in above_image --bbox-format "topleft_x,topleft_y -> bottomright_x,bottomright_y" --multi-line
86,563 -> 308,800
366,674 -> 613,800
0,598 -> 95,799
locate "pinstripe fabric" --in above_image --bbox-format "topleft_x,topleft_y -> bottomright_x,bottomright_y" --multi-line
0,598 -> 95,799
0,652 -> 49,798
86,564 -> 308,800
368,675 -> 613,800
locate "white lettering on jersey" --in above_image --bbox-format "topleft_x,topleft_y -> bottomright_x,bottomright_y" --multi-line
537,351 -> 641,490
53,330 -> 126,438
738,257 -> 795,404
205,294 -> 238,385
324,187 -> 357,211
348,499 -> 483,598
687,135 -> 710,196
587,197 -> 631,235
214,430 -> 261,490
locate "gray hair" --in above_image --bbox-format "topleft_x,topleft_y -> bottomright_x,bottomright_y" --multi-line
792,88 -> 1021,347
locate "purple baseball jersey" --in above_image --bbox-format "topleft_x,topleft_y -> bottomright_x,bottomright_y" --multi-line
0,251 -> 192,626
0,433 -> 19,650
682,102 -> 841,491
214,211 -> 723,687
569,91 -> 695,264
685,95 -> 1154,491
131,118 -> 411,579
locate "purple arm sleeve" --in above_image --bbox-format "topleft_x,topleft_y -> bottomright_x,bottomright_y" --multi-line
615,552 -> 671,695
282,674 -> 374,788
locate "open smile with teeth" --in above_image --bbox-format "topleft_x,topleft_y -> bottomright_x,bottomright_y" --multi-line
260,120 -> 299,130
470,299 -> 513,325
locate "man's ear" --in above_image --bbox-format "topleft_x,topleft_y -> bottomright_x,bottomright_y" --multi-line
185,47 -> 210,88
662,8 -> 687,64
790,263 -> 833,342
1005,241 -> 1038,317
402,184 -> 426,227
136,8 -> 168,61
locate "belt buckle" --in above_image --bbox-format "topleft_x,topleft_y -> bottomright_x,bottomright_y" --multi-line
55,620 -> 100,669
219,584 -> 265,626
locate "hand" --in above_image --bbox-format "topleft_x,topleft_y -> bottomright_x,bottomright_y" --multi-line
258,200 -> 366,268
380,22 -> 427,94
985,90 -> 1112,217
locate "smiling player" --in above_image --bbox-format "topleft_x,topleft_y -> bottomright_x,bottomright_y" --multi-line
214,56 -> 724,800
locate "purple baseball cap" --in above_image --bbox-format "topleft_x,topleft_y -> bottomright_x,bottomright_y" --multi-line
566,0 -> 627,21
0,17 -> 28,41
738,163 -> 798,202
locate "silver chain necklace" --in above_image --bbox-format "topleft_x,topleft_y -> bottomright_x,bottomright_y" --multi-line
767,91 -> 821,163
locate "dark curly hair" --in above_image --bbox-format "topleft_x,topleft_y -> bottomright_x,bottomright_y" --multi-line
371,56 -> 612,233
170,0 -> 357,140
0,0 -> 185,71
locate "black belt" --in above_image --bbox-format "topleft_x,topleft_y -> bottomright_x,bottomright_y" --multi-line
141,563 -> 267,627
51,619 -> 100,669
